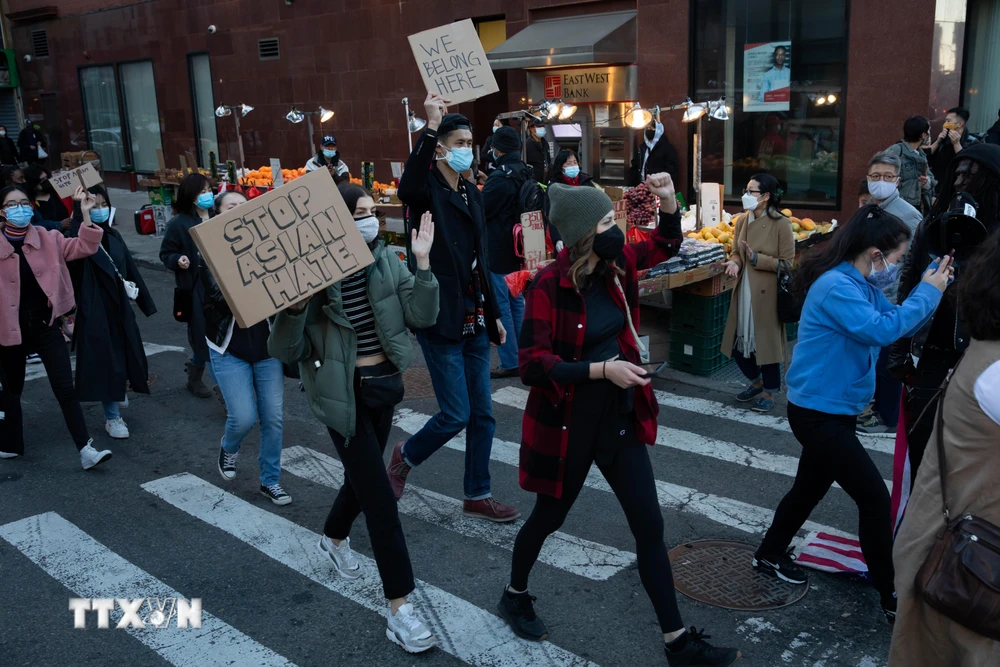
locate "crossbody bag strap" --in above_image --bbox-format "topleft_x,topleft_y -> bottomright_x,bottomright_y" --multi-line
612,274 -> 647,359
98,245 -> 126,284
931,352 -> 967,521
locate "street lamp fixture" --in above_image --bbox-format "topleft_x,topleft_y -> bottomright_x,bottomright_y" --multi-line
558,103 -> 578,120
625,102 -> 653,129
318,106 -> 335,123
402,98 -> 427,152
286,108 -> 305,124
215,103 -> 254,170
285,106 -> 336,156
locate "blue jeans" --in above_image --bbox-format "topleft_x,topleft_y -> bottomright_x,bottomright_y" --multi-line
873,346 -> 901,428
210,349 -> 285,486
102,401 -> 120,420
404,330 -> 495,500
491,272 -> 524,371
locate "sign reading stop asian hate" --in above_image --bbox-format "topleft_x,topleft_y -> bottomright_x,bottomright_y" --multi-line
520,210 -> 546,271
408,19 -> 500,105
190,168 -> 373,328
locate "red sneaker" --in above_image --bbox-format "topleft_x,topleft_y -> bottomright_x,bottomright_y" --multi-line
387,441 -> 412,500
463,498 -> 521,523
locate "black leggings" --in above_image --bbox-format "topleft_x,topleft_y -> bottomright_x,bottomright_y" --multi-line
324,376 -> 415,601
0,317 -> 90,455
509,383 -> 684,633
758,402 -> 894,598
732,347 -> 781,393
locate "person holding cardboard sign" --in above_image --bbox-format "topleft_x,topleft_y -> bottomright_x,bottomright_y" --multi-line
268,186 -> 441,654
388,92 -> 520,524
0,185 -> 114,470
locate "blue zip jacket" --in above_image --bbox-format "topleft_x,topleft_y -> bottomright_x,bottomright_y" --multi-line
786,262 -> 942,416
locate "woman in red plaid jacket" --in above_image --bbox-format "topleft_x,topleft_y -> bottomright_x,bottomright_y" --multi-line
497,175 -> 741,667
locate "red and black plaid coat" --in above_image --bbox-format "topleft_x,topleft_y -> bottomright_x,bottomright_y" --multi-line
518,209 -> 683,498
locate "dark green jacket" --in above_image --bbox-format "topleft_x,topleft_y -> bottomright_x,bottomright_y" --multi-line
268,243 -> 439,442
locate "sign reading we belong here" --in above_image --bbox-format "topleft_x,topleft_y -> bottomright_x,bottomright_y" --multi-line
408,19 -> 499,105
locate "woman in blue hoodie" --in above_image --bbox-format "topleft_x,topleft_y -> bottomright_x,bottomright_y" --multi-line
750,204 -> 954,623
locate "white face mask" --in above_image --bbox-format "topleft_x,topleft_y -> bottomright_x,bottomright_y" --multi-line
742,192 -> 762,211
354,215 -> 379,243
868,179 -> 897,201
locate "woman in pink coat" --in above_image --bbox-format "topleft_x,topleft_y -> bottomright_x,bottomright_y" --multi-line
0,185 -> 113,469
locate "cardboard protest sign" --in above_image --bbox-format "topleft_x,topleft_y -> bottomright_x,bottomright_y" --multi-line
408,19 -> 500,105
189,168 -> 374,328
699,182 -> 722,228
270,158 -> 283,187
520,210 -> 546,271
50,163 -> 103,199
613,200 -> 627,234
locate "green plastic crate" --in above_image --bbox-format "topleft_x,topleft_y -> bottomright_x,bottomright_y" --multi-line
670,291 -> 732,335
785,321 -> 799,341
668,329 -> 732,376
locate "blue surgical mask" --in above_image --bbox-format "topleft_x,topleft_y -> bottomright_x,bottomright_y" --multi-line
4,204 -> 33,228
89,207 -> 111,224
535,127 -> 547,138
867,253 -> 899,289
564,165 -> 581,179
323,149 -> 338,160
492,126 -> 500,134
196,192 -> 215,211
438,143 -> 474,173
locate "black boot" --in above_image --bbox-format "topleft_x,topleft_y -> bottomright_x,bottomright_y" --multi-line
497,588 -> 549,641
185,362 -> 213,399
664,627 -> 741,666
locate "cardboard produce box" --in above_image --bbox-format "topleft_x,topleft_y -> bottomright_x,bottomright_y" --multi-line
676,272 -> 737,297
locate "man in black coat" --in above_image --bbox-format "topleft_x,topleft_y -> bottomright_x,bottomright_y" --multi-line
524,120 -> 552,183
17,122 -> 46,165
628,121 -> 680,186
482,126 -> 530,379
0,125 -> 20,165
391,93 -> 519,523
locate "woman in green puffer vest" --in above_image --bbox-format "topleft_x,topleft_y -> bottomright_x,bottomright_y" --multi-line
268,183 -> 441,654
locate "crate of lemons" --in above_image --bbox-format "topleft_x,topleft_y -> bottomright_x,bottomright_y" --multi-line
685,208 -> 834,256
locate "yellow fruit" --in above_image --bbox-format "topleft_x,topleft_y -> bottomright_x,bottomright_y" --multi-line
800,219 -> 816,231
686,232 -> 699,239
707,236 -> 721,243
719,232 -> 730,243
702,229 -> 714,241
723,242 -> 732,254
781,208 -> 793,217
790,216 -> 801,225
791,222 -> 801,232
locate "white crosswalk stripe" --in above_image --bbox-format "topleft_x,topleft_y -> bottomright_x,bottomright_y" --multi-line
24,342 -> 186,383
141,473 -> 597,667
282,445 -> 636,581
491,387 -> 893,492
392,408 -> 856,541
0,512 -> 295,667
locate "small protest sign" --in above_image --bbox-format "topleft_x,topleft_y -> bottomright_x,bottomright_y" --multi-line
408,19 -> 500,105
50,163 -> 103,199
699,182 -> 722,228
520,210 -> 546,271
613,200 -> 627,234
189,168 -> 374,328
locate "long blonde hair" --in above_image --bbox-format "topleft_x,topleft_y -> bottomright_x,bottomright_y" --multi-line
568,227 -> 624,291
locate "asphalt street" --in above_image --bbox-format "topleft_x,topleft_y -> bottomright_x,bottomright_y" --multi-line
0,264 -> 893,667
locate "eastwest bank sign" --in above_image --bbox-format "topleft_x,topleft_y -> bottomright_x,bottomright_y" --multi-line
526,65 -> 638,105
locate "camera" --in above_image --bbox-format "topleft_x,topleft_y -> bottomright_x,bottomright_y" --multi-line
207,25 -> 217,34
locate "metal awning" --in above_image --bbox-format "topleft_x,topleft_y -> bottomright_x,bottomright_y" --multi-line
486,11 -> 637,70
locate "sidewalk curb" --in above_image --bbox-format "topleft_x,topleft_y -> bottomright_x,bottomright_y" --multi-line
135,255 -> 167,273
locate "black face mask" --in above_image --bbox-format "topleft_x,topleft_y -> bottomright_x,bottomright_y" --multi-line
592,225 -> 625,260
645,128 -> 656,141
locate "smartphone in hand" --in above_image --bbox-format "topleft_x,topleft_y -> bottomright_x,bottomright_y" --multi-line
640,361 -> 669,379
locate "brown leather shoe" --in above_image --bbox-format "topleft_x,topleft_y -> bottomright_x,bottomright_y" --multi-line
463,498 -> 521,523
387,441 -> 412,500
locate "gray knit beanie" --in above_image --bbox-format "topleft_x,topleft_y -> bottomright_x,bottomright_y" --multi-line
547,183 -> 614,248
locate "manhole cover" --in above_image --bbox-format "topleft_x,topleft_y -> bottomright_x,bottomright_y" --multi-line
403,365 -> 437,400
668,540 -> 807,610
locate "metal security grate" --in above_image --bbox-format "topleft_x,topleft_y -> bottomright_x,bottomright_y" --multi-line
257,38 -> 280,61
31,29 -> 49,58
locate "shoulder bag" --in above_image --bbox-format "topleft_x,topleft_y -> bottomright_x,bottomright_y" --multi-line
914,355 -> 1000,641
776,260 -> 801,324
99,246 -> 139,301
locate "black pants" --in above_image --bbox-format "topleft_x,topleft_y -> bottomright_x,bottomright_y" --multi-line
905,349 -> 959,486
0,317 -> 90,455
732,347 -> 781,393
324,373 -> 414,601
759,402 -> 894,598
510,381 -> 684,633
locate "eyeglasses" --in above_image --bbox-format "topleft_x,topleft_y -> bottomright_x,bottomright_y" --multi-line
3,201 -> 30,210
867,174 -> 899,182
743,189 -> 762,195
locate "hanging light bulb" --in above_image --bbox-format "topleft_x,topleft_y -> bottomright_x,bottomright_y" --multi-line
710,99 -> 730,121
407,111 -> 426,133
319,106 -> 334,123
285,108 -> 305,124
558,103 -> 577,120
624,103 -> 653,129
826,94 -> 837,104
682,103 -> 707,123
215,105 -> 231,118
816,97 -> 826,106
239,104 -> 254,116
538,100 -> 562,120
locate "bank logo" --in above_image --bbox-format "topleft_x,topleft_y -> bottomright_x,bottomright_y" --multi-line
544,75 -> 562,99
69,598 -> 203,629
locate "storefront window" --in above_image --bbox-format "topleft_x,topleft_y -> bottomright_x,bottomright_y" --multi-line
188,54 -> 219,169
120,61 -> 163,173
963,0 -> 1000,134
693,0 -> 849,208
79,65 -> 126,172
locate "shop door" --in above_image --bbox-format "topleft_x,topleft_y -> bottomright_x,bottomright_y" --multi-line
0,90 -> 19,143
41,92 -> 61,171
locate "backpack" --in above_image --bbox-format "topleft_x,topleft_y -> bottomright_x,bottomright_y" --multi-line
501,165 -> 547,261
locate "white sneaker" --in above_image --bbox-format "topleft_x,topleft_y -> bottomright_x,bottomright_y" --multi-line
80,440 -> 112,470
0,451 -> 19,459
318,536 -> 363,579
105,418 -> 130,439
385,603 -> 437,653
119,395 -> 129,409
26,353 -> 42,365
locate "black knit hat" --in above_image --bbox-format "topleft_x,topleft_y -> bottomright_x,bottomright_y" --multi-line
492,126 -> 521,154
438,113 -> 472,136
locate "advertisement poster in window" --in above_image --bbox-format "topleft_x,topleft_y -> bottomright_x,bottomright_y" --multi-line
744,42 -> 791,112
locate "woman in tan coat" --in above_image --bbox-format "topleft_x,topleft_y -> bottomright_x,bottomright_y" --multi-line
721,174 -> 795,412
889,232 -> 1000,666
